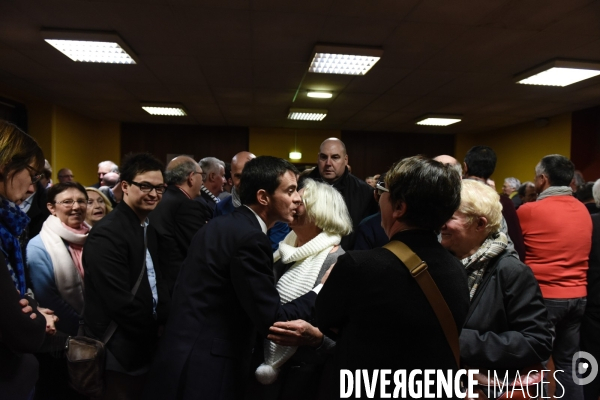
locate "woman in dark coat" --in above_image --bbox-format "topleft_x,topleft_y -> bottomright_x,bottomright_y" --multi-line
441,179 -> 552,398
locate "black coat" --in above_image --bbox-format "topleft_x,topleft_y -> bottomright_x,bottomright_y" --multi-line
316,230 -> 470,399
149,185 -> 212,294
308,167 -> 378,250
460,251 -> 552,376
82,201 -> 170,371
144,206 -> 316,400
25,182 -> 50,241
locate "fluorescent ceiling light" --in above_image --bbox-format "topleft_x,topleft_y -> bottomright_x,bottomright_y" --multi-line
309,45 -> 382,75
416,115 -> 462,126
41,30 -> 137,64
288,108 -> 327,121
142,104 -> 187,116
307,91 -> 333,99
515,60 -> 600,87
289,152 -> 302,160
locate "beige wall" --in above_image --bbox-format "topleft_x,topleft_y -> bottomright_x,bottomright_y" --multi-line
455,112 -> 572,187
249,127 -> 340,164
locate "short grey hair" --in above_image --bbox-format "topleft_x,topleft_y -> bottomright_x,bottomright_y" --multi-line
504,177 -> 521,191
593,179 -> 600,207
166,158 -> 198,185
199,157 -> 225,174
98,160 -> 119,173
301,179 -> 352,236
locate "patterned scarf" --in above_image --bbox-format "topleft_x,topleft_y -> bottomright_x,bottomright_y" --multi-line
536,186 -> 572,201
0,197 -> 30,296
201,185 -> 220,204
461,231 -> 508,300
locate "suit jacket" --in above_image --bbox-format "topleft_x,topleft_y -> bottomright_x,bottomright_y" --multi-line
308,167 -> 378,250
150,185 -> 212,294
82,201 -> 170,371
199,189 -> 217,217
144,206 -> 316,400
316,230 -> 470,399
353,212 -> 388,250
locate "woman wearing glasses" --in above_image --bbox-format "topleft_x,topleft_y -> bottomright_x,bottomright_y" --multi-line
27,181 -> 91,399
0,121 -> 49,399
85,187 -> 113,227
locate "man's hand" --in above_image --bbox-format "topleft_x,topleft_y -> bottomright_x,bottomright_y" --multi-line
267,320 -> 324,348
38,308 -> 59,335
321,263 -> 335,284
19,298 -> 36,320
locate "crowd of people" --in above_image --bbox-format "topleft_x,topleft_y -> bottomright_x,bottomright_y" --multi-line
0,118 -> 599,400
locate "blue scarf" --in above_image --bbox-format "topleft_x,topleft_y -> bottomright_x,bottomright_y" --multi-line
0,197 -> 30,297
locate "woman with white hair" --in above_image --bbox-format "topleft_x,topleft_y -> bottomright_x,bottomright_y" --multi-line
251,177 -> 352,400
441,179 -> 552,398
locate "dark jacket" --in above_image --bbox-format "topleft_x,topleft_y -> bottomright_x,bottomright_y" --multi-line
25,182 -> 50,242
460,251 -> 552,375
354,212 -> 388,250
499,195 -> 526,261
316,230 -> 470,399
149,185 -> 212,294
82,201 -> 170,371
308,167 -> 378,250
144,206 -> 316,400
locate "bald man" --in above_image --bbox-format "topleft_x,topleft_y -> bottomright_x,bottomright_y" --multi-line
308,138 -> 378,249
150,156 -> 212,294
433,154 -> 463,177
216,151 -> 290,251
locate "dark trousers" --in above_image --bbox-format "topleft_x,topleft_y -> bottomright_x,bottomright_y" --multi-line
581,311 -> 600,400
545,297 -> 587,400
99,371 -> 147,400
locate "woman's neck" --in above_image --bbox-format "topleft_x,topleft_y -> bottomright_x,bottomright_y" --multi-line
293,225 -> 322,247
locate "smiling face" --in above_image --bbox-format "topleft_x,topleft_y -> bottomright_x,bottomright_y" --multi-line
440,210 -> 486,260
122,170 -> 164,221
48,187 -> 88,229
85,190 -> 107,226
266,170 -> 301,225
0,162 -> 37,205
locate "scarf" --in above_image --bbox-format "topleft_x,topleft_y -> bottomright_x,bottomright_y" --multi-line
255,230 -> 341,385
536,186 -> 572,201
231,186 -> 241,208
461,231 -> 508,301
201,185 -> 220,204
39,215 -> 89,314
0,197 -> 30,296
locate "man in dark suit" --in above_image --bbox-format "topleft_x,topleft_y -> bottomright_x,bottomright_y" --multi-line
144,156 -> 321,400
150,156 -> 211,294
197,156 -> 226,217
83,153 -> 170,400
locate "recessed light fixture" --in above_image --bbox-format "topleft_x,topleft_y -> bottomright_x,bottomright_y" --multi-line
142,103 -> 187,116
307,91 -> 333,99
289,152 -> 302,160
308,45 -> 383,75
515,60 -> 600,87
415,114 -> 462,126
288,108 -> 327,121
41,29 -> 137,64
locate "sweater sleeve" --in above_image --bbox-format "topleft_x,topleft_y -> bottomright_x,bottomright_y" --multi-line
0,251 -> 46,353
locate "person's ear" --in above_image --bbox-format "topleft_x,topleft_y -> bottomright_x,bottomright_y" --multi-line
344,154 -> 349,166
391,200 -> 407,219
121,181 -> 129,196
256,189 -> 269,206
463,162 -> 468,176
475,216 -> 488,231
47,202 -> 56,215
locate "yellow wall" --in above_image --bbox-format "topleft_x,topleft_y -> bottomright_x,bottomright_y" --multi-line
249,128 -> 340,164
455,112 -> 572,186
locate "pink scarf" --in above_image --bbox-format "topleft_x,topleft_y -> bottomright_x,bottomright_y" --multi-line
63,223 -> 90,278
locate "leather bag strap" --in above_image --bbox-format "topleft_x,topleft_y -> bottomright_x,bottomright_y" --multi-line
383,240 -> 460,367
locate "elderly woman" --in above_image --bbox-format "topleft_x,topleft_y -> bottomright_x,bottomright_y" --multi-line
0,121 -> 49,399
85,187 -> 113,227
316,156 -> 470,398
250,177 -> 352,400
441,179 -> 552,397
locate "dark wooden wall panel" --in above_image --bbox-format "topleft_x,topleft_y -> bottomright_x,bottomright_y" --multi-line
121,123 -> 249,165
341,131 -> 455,180
571,106 -> 600,181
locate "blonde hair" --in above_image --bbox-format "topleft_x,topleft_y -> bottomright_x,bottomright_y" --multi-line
85,187 -> 113,214
301,179 -> 352,236
459,180 -> 502,235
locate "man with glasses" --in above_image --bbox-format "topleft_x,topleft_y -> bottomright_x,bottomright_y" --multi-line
56,168 -> 74,183
83,153 -> 170,400
150,156 -> 212,295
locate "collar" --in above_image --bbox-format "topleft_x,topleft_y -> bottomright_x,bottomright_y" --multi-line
244,205 -> 267,234
176,185 -> 191,199
201,185 -> 220,204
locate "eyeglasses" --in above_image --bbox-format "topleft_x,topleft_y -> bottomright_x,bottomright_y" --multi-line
55,199 -> 88,208
130,181 -> 166,194
375,183 -> 388,196
87,198 -> 105,205
25,166 -> 43,185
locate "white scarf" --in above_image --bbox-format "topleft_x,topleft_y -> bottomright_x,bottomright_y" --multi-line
39,215 -> 89,315
255,230 -> 341,385
536,186 -> 572,201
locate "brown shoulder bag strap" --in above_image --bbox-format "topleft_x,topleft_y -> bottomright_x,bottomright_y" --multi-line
383,240 -> 460,367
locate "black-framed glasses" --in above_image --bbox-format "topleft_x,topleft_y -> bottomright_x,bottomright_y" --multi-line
130,181 -> 166,194
55,199 -> 87,208
25,165 -> 43,185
